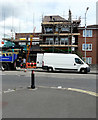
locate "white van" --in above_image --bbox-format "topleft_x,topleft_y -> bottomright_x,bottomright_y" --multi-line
36,53 -> 90,73
36,53 -> 44,68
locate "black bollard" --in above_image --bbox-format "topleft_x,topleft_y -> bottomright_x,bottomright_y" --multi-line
31,70 -> 35,89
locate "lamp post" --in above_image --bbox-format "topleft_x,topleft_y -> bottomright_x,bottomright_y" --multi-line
85,7 -> 89,63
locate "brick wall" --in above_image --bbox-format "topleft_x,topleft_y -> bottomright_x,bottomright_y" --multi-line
78,28 -> 98,65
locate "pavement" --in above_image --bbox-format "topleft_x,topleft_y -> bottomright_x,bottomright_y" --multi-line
16,67 -> 97,74
2,86 -> 96,118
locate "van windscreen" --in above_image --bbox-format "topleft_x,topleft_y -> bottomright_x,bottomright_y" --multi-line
75,58 -> 83,64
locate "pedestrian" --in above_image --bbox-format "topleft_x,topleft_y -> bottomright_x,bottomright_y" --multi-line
23,58 -> 26,68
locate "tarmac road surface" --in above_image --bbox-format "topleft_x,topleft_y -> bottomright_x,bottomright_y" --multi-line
1,70 -> 97,118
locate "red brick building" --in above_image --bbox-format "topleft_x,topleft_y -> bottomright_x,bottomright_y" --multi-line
78,25 -> 98,66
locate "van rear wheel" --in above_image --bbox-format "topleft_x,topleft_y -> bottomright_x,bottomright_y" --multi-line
48,67 -> 53,72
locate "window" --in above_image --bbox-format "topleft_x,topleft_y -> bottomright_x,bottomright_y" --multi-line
82,44 -> 92,51
45,27 -> 53,33
60,38 -> 68,45
46,38 -> 53,44
82,57 -> 92,64
83,30 -> 92,37
61,27 -> 70,32
55,27 -> 58,32
86,57 -> 92,64
75,58 -> 83,64
55,37 -> 59,44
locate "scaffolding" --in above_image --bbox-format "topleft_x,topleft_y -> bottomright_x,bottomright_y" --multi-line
40,11 -> 81,53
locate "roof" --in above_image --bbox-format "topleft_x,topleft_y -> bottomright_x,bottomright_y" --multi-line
87,25 -> 98,28
78,25 -> 98,29
42,15 -> 68,22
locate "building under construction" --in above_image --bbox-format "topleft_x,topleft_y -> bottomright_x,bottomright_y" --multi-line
15,10 -> 81,55
39,10 -> 81,53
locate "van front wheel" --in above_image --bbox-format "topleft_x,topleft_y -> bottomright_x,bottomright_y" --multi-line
80,68 -> 87,74
47,67 -> 53,72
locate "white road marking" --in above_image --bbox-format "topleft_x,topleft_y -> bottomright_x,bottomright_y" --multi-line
3,89 -> 15,93
57,86 -> 62,89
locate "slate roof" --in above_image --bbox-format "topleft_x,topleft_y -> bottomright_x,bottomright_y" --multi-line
43,15 -> 68,22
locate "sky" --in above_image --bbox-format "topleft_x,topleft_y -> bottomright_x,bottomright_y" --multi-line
0,0 -> 97,42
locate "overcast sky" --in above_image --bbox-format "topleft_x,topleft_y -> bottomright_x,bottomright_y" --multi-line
0,0 -> 97,40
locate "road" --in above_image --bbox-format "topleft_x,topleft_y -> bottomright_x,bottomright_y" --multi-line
2,70 -> 96,92
1,70 -> 97,118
